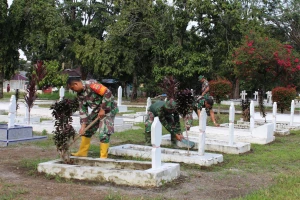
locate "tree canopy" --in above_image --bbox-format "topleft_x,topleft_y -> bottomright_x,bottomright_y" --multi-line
1,0 -> 300,99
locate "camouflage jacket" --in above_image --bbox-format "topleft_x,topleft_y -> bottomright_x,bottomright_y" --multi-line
77,80 -> 118,124
148,101 -> 181,135
193,96 -> 211,116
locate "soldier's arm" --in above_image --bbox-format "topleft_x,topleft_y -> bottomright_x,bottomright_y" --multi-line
79,99 -> 89,124
210,109 -> 219,127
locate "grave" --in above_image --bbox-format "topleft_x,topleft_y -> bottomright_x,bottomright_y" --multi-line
38,117 -> 180,187
0,95 -> 47,146
120,97 -> 152,123
253,101 -> 300,135
161,103 -> 251,154
187,101 -> 275,145
110,111 -> 224,166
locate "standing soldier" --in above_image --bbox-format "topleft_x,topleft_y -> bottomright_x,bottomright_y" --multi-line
197,75 -> 210,116
67,77 -> 118,158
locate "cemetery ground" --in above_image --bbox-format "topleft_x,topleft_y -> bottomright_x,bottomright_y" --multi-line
1,119 -> 300,199
1,96 -> 300,199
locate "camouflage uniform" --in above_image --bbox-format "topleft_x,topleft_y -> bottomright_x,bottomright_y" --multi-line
77,80 -> 118,143
201,79 -> 210,98
193,96 -> 211,116
145,100 -> 182,144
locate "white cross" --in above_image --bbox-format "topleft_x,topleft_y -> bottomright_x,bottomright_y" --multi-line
240,90 -> 247,100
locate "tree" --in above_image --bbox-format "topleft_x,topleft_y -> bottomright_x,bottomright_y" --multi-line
103,0 -> 156,100
209,78 -> 232,114
9,0 -> 72,62
37,60 -> 68,89
233,31 -> 300,91
0,0 -> 19,98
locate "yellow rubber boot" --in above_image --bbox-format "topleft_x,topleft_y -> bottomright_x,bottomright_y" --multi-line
100,143 -> 109,158
71,136 -> 91,157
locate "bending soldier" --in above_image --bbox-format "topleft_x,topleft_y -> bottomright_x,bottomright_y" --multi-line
67,77 -> 118,158
144,99 -> 193,147
194,96 -> 219,127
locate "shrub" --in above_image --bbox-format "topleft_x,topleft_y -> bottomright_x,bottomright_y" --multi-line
50,98 -> 78,163
209,79 -> 232,104
272,87 -> 297,113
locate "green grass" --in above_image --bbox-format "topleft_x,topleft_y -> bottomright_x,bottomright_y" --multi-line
0,179 -> 29,200
1,91 -> 76,100
19,157 -> 52,176
4,110 -> 300,199
235,173 -> 300,200
104,190 -> 168,200
31,135 -> 54,149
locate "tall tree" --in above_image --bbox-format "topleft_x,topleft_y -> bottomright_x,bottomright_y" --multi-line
9,0 -> 71,63
62,0 -> 118,78
102,0 -> 156,100
0,0 -> 19,98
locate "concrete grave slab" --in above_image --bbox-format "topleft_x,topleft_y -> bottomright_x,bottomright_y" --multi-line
188,125 -> 275,145
109,144 -> 223,166
38,157 -> 180,187
161,134 -> 251,154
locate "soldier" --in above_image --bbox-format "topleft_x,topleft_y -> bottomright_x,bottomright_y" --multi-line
198,75 -> 210,97
197,75 -> 210,116
194,96 -> 219,127
67,77 -> 118,158
144,99 -> 194,148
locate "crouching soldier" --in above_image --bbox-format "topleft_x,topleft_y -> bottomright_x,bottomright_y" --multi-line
144,99 -> 194,148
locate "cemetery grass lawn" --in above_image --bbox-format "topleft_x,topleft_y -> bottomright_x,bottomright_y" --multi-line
1,124 -> 300,199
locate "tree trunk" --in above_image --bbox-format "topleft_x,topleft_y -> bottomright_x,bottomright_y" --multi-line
233,79 -> 239,99
131,72 -> 138,101
0,69 -> 3,99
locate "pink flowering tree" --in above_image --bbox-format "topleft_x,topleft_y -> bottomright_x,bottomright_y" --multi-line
233,31 -> 300,89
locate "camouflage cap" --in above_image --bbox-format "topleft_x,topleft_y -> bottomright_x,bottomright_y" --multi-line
198,75 -> 204,80
164,99 -> 177,110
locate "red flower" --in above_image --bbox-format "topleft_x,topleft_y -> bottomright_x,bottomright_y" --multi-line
247,41 -> 254,47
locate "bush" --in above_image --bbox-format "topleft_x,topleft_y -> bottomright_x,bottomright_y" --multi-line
209,79 -> 232,104
272,87 -> 297,113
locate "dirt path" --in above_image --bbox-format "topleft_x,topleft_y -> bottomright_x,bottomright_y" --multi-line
0,143 -> 273,200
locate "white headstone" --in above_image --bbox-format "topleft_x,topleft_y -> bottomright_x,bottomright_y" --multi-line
8,95 -> 16,128
146,97 -> 151,114
272,102 -> 277,130
250,100 -> 255,132
240,90 -> 247,100
151,117 -> 162,169
266,91 -> 272,104
290,100 -> 295,126
117,86 -> 122,106
253,91 -> 258,100
191,89 -> 194,96
198,108 -> 207,156
59,86 -> 65,101
229,102 -> 235,146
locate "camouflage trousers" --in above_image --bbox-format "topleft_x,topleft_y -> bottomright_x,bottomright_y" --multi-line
83,112 -> 115,143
